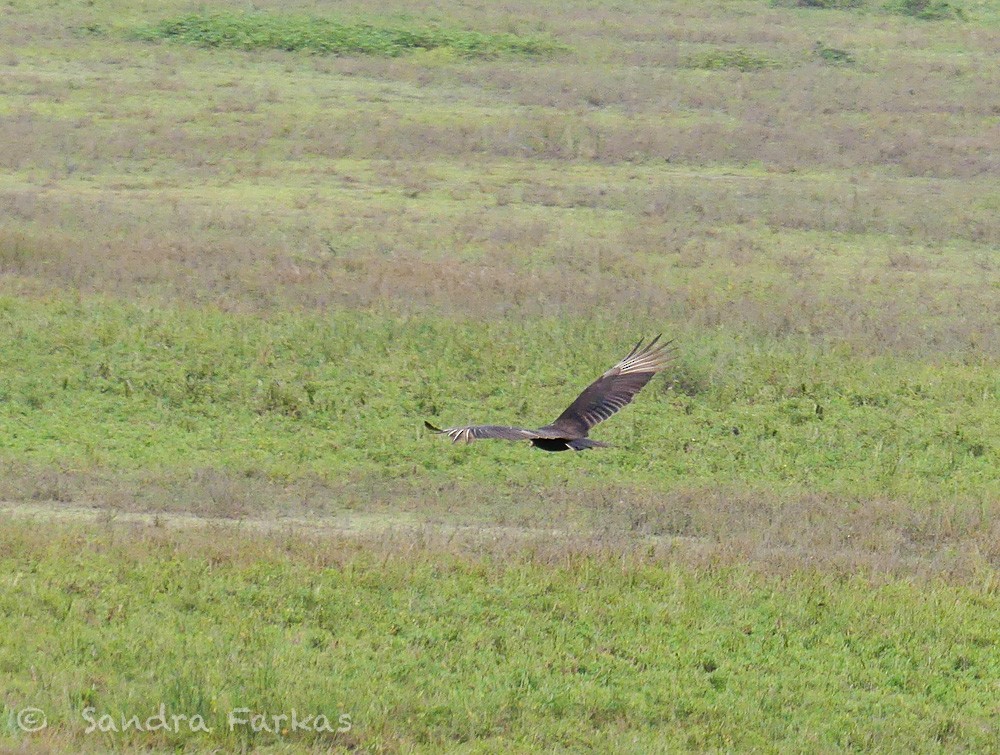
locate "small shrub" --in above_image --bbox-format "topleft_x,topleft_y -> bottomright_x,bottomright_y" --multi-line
813,41 -> 855,65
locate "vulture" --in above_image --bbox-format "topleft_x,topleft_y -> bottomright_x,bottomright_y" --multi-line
425,335 -> 675,452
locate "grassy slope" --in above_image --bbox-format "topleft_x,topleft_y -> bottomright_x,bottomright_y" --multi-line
1,0 -> 999,751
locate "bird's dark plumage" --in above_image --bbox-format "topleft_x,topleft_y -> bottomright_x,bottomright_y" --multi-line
425,336 -> 675,452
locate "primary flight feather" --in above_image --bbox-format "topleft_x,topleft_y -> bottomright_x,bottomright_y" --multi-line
425,336 -> 675,452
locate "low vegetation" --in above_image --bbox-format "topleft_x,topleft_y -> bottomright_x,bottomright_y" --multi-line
812,41 -> 855,64
886,0 -> 966,19
683,47 -> 785,71
133,12 -> 565,58
0,296 -> 996,505
774,0 -> 966,18
2,519 -> 999,752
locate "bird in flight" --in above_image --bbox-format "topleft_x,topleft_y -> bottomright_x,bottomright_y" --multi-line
425,335 -> 675,452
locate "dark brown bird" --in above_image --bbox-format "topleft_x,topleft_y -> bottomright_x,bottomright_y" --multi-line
425,336 -> 675,452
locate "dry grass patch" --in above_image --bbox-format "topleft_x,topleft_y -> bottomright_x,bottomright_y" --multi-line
4,464 -> 999,583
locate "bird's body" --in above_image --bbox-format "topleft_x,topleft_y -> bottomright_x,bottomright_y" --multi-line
425,336 -> 674,452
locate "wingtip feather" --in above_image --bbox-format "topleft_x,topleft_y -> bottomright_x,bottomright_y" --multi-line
618,334 -> 676,374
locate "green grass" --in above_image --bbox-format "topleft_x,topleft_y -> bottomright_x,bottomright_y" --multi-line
813,41 -> 856,64
683,47 -> 786,71
133,12 -> 566,59
885,0 -> 967,19
0,294 -> 996,506
2,520 -> 998,752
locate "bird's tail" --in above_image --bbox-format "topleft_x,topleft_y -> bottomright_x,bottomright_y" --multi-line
424,421 -> 444,433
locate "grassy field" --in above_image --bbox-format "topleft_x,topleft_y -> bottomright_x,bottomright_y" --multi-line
1,0 -> 999,751
3,518 -> 1000,752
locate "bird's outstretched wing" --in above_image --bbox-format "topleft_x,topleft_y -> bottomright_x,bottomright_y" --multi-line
544,336 -> 675,437
424,421 -> 540,444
